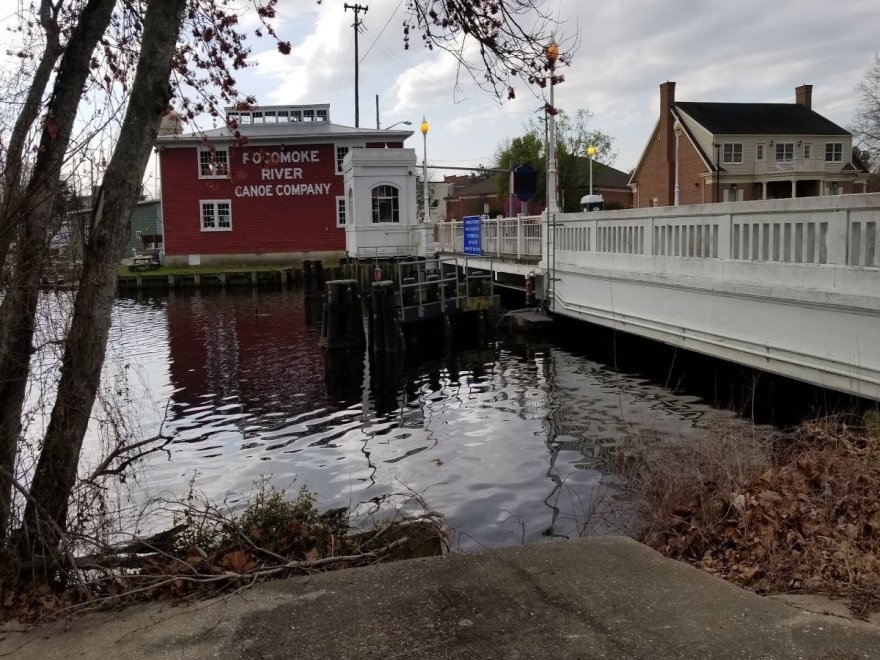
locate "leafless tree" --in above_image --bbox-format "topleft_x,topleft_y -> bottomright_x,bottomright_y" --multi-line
854,54 -> 880,170
0,0 -> 572,572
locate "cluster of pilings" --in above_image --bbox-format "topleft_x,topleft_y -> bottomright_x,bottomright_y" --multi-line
306,259 -> 404,355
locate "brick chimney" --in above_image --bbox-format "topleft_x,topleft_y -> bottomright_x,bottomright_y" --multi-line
659,81 -> 676,205
795,84 -> 812,109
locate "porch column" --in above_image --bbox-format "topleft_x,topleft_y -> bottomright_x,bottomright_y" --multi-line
761,181 -> 767,200
791,180 -> 797,198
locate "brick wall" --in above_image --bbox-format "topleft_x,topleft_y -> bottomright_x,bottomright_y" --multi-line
632,125 -> 667,207
598,188 -> 632,209
677,136 -> 709,205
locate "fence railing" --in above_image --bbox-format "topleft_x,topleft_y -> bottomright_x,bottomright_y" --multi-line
436,195 -> 880,268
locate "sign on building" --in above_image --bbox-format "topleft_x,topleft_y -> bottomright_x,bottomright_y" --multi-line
463,215 -> 482,256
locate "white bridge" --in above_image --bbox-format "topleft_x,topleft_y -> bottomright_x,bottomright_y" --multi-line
435,194 -> 880,401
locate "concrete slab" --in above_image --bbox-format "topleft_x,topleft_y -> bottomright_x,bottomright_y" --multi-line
2,536 -> 878,659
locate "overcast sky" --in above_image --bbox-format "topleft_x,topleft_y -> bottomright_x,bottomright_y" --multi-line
237,0 -> 879,177
2,0 -> 877,188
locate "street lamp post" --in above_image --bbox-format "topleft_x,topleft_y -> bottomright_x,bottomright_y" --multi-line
420,117 -> 429,223
587,145 -> 596,197
543,41 -> 560,311
673,119 -> 682,206
545,42 -> 559,215
385,120 -> 412,130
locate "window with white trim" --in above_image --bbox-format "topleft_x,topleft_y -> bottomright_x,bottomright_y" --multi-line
775,142 -> 794,161
198,147 -> 229,178
722,143 -> 743,164
200,200 -> 232,231
756,144 -> 764,160
803,143 -> 812,160
336,196 -> 347,226
335,144 -> 364,174
371,185 -> 399,223
824,142 -> 842,162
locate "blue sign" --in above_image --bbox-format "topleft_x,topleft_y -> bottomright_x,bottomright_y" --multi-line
462,215 -> 482,256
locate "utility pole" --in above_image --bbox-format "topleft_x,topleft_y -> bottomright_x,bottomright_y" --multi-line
344,3 -> 368,127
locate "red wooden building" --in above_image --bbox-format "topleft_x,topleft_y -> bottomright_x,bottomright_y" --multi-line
156,104 -> 412,266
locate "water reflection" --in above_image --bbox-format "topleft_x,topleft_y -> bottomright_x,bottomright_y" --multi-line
113,289 -> 743,550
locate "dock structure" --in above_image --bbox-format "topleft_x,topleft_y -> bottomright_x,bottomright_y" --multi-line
317,257 -> 501,353
117,266 -> 297,292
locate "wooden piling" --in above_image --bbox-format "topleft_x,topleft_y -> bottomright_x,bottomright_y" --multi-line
319,279 -> 365,349
370,280 -> 405,353
304,259 -> 325,298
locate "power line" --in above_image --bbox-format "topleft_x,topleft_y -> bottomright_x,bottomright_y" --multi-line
359,0 -> 403,64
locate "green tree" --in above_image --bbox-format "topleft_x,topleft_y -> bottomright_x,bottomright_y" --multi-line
495,132 -> 546,211
495,109 -> 616,213
853,145 -> 875,173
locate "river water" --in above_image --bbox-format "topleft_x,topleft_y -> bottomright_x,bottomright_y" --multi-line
74,288 -> 746,550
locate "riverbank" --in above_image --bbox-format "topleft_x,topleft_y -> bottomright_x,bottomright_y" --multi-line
2,536 -> 878,659
624,416 -> 880,616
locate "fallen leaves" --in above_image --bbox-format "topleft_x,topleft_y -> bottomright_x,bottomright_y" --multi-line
642,419 -> 880,615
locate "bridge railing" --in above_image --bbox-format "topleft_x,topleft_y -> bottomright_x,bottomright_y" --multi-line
436,216 -> 542,260
437,195 -> 880,269
554,195 -> 880,268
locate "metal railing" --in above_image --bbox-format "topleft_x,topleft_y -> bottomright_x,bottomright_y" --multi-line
395,257 -> 495,323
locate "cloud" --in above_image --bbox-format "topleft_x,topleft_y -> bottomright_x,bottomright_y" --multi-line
189,0 -> 880,171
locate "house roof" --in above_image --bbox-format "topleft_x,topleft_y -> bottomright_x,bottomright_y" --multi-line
592,163 -> 631,188
447,176 -> 497,199
675,102 -> 850,136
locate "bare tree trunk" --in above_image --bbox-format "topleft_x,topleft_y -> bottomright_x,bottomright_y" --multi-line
0,0 -> 116,546
0,0 -> 63,274
19,0 -> 187,561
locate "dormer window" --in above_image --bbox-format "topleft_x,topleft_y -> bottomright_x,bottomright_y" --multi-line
224,104 -> 331,126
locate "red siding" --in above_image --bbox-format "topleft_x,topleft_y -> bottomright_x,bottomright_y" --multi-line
159,142 -> 347,257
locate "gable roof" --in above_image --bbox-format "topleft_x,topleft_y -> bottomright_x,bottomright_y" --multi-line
674,102 -> 850,136
447,175 -> 497,199
565,158 -> 631,190
592,162 -> 631,188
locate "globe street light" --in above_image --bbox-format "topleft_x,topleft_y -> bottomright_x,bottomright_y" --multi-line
673,119 -> 682,206
420,116 -> 429,223
587,145 -> 596,197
